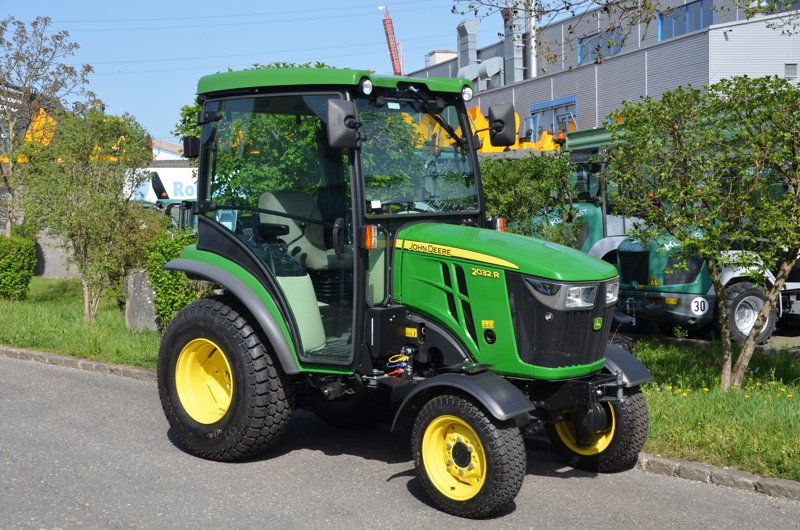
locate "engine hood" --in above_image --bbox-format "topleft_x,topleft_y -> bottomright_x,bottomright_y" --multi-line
395,223 -> 617,282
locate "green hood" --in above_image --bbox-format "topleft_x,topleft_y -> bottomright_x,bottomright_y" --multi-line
396,223 -> 617,282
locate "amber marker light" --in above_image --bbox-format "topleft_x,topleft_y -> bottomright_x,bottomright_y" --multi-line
363,225 -> 378,250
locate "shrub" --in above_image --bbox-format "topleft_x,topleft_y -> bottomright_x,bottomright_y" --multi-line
479,151 -> 583,247
145,229 -> 207,330
0,235 -> 37,300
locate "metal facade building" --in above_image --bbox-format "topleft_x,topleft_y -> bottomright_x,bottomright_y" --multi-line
409,1 -> 799,139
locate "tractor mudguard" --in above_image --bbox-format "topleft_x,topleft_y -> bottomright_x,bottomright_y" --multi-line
391,371 -> 534,431
164,258 -> 300,375
603,344 -> 654,387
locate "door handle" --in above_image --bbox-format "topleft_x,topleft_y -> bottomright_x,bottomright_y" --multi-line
332,217 -> 344,260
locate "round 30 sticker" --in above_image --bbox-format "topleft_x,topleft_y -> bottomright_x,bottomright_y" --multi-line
690,297 -> 709,315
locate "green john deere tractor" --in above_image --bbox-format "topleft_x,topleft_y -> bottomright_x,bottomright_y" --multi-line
157,68 -> 652,518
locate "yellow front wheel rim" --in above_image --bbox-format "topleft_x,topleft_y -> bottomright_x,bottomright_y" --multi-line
421,415 -> 487,501
175,338 -> 233,424
554,404 -> 616,456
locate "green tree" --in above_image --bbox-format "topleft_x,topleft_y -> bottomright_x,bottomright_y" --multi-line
480,151 -> 580,246
0,16 -> 93,236
21,108 -> 152,322
604,76 -> 800,390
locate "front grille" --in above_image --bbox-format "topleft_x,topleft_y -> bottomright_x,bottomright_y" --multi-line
507,273 -> 611,369
618,250 -> 649,285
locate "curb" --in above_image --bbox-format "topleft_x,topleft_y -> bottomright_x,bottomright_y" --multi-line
2,344 -> 799,503
636,453 -> 800,502
0,345 -> 156,383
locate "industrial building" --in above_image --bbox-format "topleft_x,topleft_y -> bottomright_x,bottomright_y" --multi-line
408,0 -> 800,141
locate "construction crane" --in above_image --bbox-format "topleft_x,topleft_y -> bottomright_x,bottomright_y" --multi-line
380,6 -> 403,76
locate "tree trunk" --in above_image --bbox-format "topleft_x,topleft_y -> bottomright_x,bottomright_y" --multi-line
707,261 -> 733,390
81,279 -> 102,323
730,248 -> 800,387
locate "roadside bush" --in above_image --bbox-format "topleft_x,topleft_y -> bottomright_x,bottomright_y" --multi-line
145,228 -> 207,330
479,151 -> 583,247
0,235 -> 37,300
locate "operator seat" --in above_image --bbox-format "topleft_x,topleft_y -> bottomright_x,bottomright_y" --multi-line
258,190 -> 351,270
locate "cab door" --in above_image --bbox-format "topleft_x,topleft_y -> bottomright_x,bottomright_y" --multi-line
199,93 -> 357,366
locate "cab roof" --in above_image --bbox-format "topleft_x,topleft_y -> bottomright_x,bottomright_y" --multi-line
197,68 -> 473,96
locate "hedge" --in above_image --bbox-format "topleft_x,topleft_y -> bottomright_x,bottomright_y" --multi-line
0,235 -> 37,300
144,229 -> 207,330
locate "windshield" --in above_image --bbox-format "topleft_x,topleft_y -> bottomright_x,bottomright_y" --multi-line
569,150 -> 602,201
356,97 -> 478,216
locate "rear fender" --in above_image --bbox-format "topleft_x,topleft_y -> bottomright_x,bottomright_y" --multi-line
390,371 -> 533,431
164,258 -> 300,375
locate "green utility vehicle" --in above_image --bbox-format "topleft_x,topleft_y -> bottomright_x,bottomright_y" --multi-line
616,235 -> 794,342
157,68 -> 652,518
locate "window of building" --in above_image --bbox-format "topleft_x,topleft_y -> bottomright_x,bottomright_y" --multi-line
659,0 -> 713,41
787,63 -> 798,78
578,27 -> 624,64
530,96 -> 577,141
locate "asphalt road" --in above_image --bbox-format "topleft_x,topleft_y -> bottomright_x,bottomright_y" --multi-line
2,356 -> 799,529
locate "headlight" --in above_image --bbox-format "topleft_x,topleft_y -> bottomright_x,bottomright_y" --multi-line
524,277 -> 598,311
567,285 -> 597,309
360,78 -> 373,95
606,280 -> 619,305
461,86 -> 473,102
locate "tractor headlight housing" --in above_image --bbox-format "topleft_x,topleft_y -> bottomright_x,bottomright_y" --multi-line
461,86 -> 474,102
524,278 -> 598,311
606,279 -> 619,306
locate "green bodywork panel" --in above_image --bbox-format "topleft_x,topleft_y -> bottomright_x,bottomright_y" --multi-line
574,203 -> 604,252
178,245 -> 351,375
394,223 -> 617,378
198,68 -> 473,96
566,127 -> 611,151
617,237 -> 712,295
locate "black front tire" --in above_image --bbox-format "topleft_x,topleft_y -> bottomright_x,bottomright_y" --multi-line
411,394 -> 525,519
546,388 -> 648,472
725,282 -> 776,343
157,296 -> 292,461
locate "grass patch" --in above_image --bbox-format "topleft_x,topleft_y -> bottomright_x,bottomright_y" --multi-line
636,339 -> 800,481
0,277 -> 160,369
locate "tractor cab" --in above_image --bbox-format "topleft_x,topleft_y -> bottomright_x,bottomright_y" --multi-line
183,69 -> 512,370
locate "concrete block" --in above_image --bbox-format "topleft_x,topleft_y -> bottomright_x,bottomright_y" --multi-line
676,462 -> 712,483
710,468 -> 757,492
645,456 -> 681,476
125,269 -> 158,331
755,477 -> 800,501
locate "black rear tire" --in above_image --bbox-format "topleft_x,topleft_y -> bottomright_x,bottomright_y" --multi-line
546,388 -> 648,472
725,282 -> 776,344
157,296 -> 292,461
412,394 -> 525,519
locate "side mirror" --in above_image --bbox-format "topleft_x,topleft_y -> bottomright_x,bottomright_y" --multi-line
182,136 -> 200,159
327,99 -> 361,149
488,103 -> 516,147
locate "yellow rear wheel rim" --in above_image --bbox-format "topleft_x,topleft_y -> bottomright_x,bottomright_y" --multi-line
421,415 -> 487,501
554,404 -> 616,456
175,338 -> 233,424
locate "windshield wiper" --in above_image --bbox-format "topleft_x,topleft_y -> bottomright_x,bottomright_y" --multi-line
403,86 -> 464,149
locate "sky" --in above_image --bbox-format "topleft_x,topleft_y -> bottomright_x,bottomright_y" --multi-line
2,0 -> 505,144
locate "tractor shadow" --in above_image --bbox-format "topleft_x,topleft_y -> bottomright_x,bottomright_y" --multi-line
167,412 -> 597,520
167,412 -> 598,480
